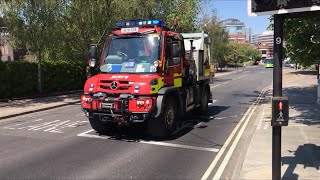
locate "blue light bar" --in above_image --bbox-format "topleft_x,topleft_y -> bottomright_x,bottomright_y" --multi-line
115,19 -> 164,28
116,22 -> 125,28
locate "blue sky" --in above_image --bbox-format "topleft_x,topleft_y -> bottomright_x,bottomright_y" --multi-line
204,0 -> 272,34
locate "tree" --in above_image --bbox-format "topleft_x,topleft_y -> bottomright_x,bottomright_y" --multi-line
268,15 -> 320,67
1,0 -> 203,64
198,13 -> 229,70
284,17 -> 320,67
1,0 -> 65,93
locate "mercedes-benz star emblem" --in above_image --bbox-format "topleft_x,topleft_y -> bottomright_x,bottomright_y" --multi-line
110,81 -> 118,90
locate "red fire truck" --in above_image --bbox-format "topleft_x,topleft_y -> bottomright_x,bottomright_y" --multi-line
81,19 -> 213,138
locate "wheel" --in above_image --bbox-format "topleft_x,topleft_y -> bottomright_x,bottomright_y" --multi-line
148,98 -> 177,139
194,87 -> 209,114
89,117 -> 117,133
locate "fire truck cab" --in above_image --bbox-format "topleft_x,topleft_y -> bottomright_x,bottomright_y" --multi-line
81,19 -> 213,138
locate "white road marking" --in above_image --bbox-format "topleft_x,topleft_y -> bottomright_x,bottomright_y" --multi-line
140,141 -> 219,152
77,129 -> 220,152
211,84 -> 221,88
211,74 -> 248,90
212,87 -> 267,180
3,123 -> 22,129
257,122 -> 262,130
232,74 -> 248,81
201,100 -> 255,179
209,100 -> 217,106
3,119 -> 88,133
201,86 -> 268,180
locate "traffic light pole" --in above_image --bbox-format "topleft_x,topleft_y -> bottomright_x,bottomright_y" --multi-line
273,14 -> 284,180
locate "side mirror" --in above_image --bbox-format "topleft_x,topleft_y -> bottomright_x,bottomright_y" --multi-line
89,45 -> 97,59
89,45 -> 97,67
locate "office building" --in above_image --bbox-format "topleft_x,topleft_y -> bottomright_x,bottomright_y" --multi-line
221,18 -> 249,44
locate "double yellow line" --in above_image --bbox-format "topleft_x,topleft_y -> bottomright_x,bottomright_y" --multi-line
201,86 -> 270,180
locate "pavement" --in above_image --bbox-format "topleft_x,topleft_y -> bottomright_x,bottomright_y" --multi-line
0,93 -> 81,120
0,65 -> 271,179
237,68 -> 320,180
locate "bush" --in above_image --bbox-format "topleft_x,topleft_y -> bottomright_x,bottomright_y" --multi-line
0,60 -> 86,99
0,61 -> 38,99
42,60 -> 86,93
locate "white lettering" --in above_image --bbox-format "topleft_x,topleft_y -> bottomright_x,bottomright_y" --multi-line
110,75 -> 129,79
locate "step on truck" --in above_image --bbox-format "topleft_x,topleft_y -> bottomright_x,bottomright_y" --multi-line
81,19 -> 213,138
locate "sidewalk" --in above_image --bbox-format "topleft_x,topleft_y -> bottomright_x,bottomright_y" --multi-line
239,69 -> 320,179
0,93 -> 81,120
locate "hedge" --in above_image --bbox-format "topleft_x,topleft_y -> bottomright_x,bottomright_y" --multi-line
0,60 -> 86,99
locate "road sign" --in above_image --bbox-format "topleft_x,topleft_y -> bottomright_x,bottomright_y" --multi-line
248,0 -> 320,16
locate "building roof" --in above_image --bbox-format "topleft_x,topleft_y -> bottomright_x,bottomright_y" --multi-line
221,18 -> 244,26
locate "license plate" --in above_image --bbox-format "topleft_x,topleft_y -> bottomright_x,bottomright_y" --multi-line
121,27 -> 139,33
100,102 -> 114,109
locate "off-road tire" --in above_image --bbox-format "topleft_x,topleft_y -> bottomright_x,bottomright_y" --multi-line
89,117 -> 117,133
194,87 -> 209,114
148,98 -> 177,139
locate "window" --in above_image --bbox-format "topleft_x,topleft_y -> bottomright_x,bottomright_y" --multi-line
261,50 -> 267,55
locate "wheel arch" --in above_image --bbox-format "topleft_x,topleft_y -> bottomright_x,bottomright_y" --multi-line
155,87 -> 183,118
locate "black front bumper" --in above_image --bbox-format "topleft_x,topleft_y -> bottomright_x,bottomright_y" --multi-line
83,96 -> 154,123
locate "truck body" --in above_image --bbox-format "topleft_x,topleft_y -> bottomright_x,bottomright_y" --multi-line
181,31 -> 215,79
80,19 -> 213,138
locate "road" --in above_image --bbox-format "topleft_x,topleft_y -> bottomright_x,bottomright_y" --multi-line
0,66 -> 273,179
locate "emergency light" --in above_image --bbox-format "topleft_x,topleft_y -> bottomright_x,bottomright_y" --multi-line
116,20 -> 164,28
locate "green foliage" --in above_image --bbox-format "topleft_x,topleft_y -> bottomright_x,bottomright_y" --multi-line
284,17 -> 320,66
225,43 -> 261,64
1,0 -> 203,61
198,13 -> 229,68
0,61 -> 38,99
0,60 -> 86,99
41,60 -> 86,93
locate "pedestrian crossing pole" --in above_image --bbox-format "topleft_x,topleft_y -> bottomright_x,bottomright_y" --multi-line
272,14 -> 284,180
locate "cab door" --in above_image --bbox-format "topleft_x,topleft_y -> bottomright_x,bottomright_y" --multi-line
163,35 -> 175,87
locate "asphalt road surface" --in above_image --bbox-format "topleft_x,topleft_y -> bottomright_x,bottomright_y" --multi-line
0,66 -> 273,180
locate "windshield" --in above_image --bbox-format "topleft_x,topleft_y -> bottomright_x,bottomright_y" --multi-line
100,34 -> 160,73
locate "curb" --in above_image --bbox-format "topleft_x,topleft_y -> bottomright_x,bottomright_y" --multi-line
230,87 -> 271,179
0,100 -> 80,120
0,90 -> 83,102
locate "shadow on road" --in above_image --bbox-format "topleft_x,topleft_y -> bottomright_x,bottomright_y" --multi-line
234,90 -> 262,106
96,105 -> 230,145
282,143 -> 320,180
289,70 -> 317,76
